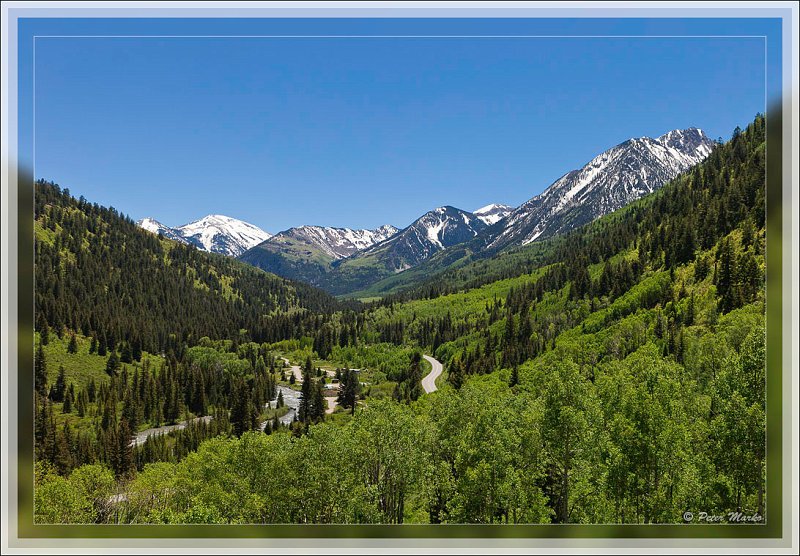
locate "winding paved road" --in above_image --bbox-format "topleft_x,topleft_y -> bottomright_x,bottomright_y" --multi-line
131,415 -> 213,447
421,355 -> 443,393
129,355 -> 443,450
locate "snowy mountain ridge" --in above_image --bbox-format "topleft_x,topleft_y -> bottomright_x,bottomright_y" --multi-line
136,214 -> 272,257
264,224 -> 401,260
482,127 -> 715,250
344,206 -> 488,273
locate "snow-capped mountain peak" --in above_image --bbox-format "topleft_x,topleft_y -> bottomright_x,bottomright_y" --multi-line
656,127 -> 713,156
175,214 -> 272,256
137,214 -> 271,257
266,224 -> 400,260
473,203 -> 513,225
348,205 -> 487,273
483,127 -> 715,250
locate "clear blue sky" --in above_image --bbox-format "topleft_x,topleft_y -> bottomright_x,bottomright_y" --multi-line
30,19 -> 771,233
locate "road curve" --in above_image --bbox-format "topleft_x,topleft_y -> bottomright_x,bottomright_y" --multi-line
130,415 -> 213,447
421,355 -> 443,394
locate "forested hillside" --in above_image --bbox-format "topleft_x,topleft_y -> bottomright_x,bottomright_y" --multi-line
33,116 -> 766,525
35,180 -> 350,354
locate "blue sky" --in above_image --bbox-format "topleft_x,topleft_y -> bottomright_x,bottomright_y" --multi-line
30,18 -> 771,233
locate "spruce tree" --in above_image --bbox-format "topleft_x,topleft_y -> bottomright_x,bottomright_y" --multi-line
34,397 -> 53,462
191,371 -> 207,416
106,351 -> 120,375
407,352 -> 423,402
116,418 -> 135,478
122,386 -> 140,432
51,366 -> 67,402
337,369 -> 358,414
40,319 -> 50,346
120,341 -> 133,364
448,358 -> 465,390
35,343 -> 48,397
131,337 -> 142,362
716,238 -> 735,312
230,379 -> 256,436
76,389 -> 87,417
311,378 -> 326,422
62,384 -> 74,413
299,369 -> 312,423
67,333 -> 78,354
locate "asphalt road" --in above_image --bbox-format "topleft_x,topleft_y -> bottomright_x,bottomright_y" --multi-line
421,355 -> 443,393
131,415 -> 213,447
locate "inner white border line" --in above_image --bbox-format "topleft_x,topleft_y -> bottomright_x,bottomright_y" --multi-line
29,32 -> 771,529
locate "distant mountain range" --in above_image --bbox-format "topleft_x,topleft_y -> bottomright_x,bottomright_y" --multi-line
137,126 -> 715,296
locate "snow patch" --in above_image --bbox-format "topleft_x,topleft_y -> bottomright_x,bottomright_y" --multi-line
425,219 -> 445,249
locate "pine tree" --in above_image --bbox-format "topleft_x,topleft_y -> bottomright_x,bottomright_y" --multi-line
40,319 -> 50,346
76,389 -> 87,417
50,365 -> 67,402
116,418 -> 135,478
53,421 -> 73,475
716,238 -> 736,312
101,387 -> 117,431
122,386 -> 140,432
131,336 -> 143,362
34,397 -> 53,462
230,379 -> 256,436
62,384 -> 74,413
448,358 -> 465,390
509,365 -> 519,387
311,378 -> 326,422
120,341 -> 133,364
337,369 -> 358,414
299,369 -> 312,423
67,333 -> 78,354
191,371 -> 207,416
407,352 -> 424,402
35,343 -> 48,397
570,263 -> 591,300
106,351 -> 120,375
